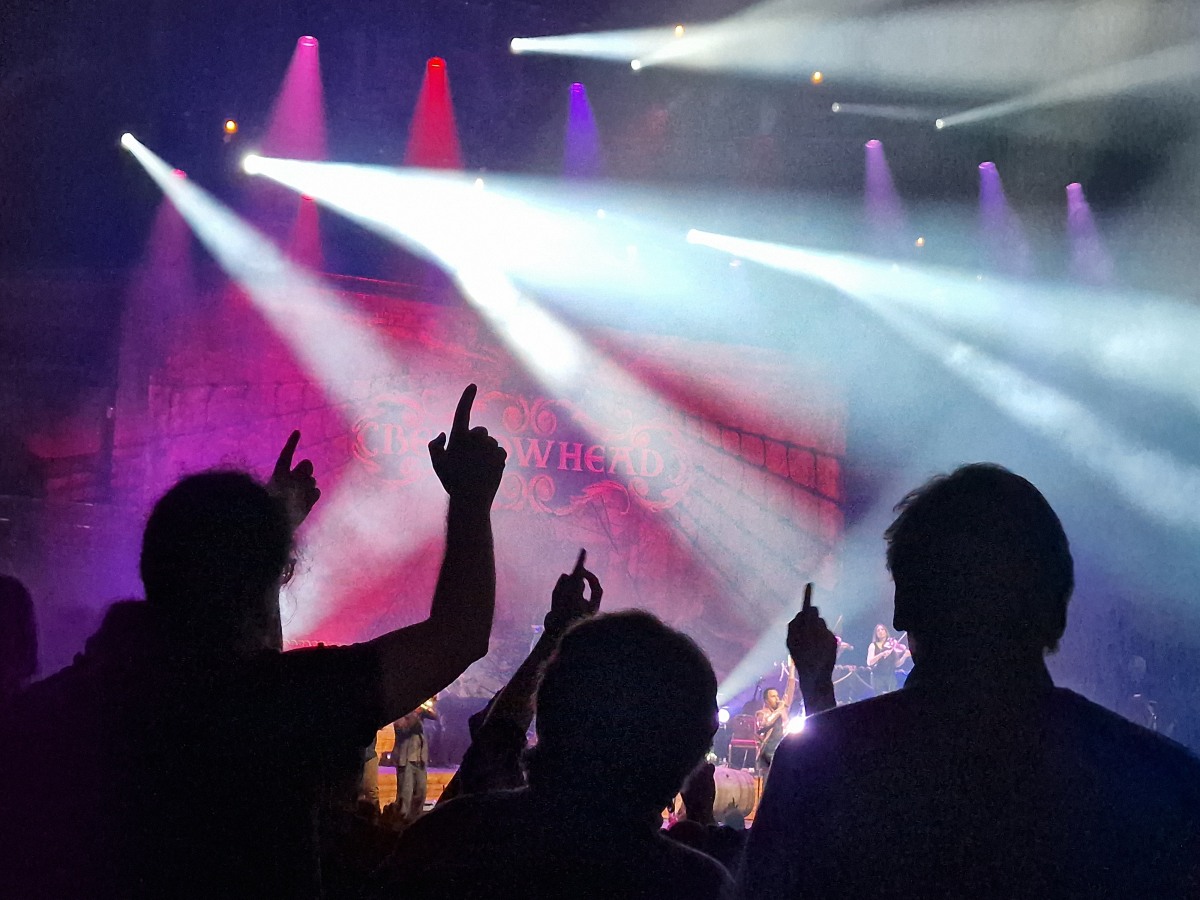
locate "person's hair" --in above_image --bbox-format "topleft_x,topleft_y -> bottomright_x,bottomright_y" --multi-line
873,623 -> 889,645
528,610 -> 717,813
885,463 -> 1073,651
763,688 -> 779,700
0,575 -> 37,695
140,471 -> 292,646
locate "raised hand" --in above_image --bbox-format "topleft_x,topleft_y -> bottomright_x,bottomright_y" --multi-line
428,384 -> 507,506
787,583 -> 838,692
545,548 -> 603,635
267,430 -> 321,529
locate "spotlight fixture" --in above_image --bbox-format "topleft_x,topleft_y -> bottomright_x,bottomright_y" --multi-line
915,236 -> 926,248
674,24 -> 685,37
120,132 -> 135,149
428,57 -> 446,69
242,153 -> 263,175
831,102 -> 841,113
935,118 -> 946,130
810,71 -> 824,85
865,139 -> 881,149
224,119 -> 239,135
473,177 -> 485,189
298,35 -> 318,47
172,168 -> 187,179
717,708 -> 731,725
630,59 -> 643,71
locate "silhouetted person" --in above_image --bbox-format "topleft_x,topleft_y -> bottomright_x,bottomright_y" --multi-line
437,549 -> 602,805
392,697 -> 439,823
0,575 -> 36,707
740,464 -> 1200,898
376,610 -> 729,899
666,762 -> 747,874
0,384 -> 506,899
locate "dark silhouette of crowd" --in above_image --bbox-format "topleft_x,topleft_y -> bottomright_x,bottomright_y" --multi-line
3,386 -> 1199,899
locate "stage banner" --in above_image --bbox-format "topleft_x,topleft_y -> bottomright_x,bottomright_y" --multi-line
35,276 -> 846,690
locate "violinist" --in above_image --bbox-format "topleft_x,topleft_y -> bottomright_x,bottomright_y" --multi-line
866,623 -> 910,694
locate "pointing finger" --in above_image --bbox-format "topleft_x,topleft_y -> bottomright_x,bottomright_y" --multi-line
802,582 -> 813,614
451,384 -> 478,442
572,548 -> 587,577
275,431 -> 301,477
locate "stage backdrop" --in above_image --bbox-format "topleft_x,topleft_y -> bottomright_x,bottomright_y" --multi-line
14,273 -> 846,692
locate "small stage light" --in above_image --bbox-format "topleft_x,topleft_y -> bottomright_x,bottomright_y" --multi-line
865,139 -> 881,149
674,24 -> 685,37
831,102 -> 841,113
915,236 -> 926,248
473,177 -> 485,189
718,708 -> 731,725
242,153 -> 263,175
510,38 -> 524,54
1066,181 -> 1083,194
120,132 -> 135,149
935,118 -> 946,130
571,82 -> 584,93
299,36 -> 318,47
630,59 -> 643,71
428,57 -> 446,69
172,168 -> 187,179
810,71 -> 824,85
980,161 -> 996,170
224,119 -> 238,135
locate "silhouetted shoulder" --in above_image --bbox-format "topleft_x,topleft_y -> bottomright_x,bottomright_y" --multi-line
1049,688 -> 1200,790
778,691 -> 913,758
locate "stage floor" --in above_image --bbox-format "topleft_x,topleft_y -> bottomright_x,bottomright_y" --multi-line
374,765 -> 457,810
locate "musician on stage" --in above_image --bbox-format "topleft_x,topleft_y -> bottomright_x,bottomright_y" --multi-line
393,696 -> 440,823
755,661 -> 796,775
866,623 -> 910,694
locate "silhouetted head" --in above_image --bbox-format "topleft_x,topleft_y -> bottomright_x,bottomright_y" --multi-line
529,610 -> 717,816
0,575 -> 36,702
874,623 -> 889,644
763,688 -> 781,711
140,471 -> 292,654
886,464 -> 1073,655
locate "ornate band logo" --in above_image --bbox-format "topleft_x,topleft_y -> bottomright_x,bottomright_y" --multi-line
352,390 -> 691,512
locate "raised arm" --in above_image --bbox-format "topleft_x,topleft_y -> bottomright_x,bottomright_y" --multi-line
489,550 -> 601,730
439,550 -> 602,803
366,384 -> 507,721
787,583 -> 837,715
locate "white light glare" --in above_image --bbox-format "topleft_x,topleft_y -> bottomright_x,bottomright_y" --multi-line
510,37 -> 525,54
786,714 -> 806,735
631,59 -> 643,71
935,118 -> 946,130
120,132 -> 136,149
242,153 -> 263,175
717,707 -> 731,725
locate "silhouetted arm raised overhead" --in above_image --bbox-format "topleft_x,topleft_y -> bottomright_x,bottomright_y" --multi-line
366,383 -> 507,722
788,583 -> 838,715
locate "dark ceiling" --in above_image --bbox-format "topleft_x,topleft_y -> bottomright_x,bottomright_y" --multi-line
0,0 -> 1194,273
